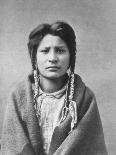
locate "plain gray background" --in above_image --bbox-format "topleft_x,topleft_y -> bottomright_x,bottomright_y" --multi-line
0,0 -> 116,154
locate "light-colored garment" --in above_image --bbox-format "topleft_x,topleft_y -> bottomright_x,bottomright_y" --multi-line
37,85 -> 67,153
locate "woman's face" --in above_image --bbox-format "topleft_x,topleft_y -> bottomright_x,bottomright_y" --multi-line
37,34 -> 70,80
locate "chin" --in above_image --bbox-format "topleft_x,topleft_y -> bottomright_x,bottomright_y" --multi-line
49,74 -> 68,80
47,75 -> 61,80
44,73 -> 65,80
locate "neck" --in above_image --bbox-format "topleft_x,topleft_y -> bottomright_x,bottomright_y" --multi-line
39,75 -> 68,93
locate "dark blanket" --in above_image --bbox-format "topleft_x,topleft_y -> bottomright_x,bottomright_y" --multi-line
1,74 -> 107,155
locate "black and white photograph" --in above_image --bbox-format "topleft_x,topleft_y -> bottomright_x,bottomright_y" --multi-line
0,0 -> 116,155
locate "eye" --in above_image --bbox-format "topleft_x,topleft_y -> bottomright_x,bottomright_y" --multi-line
40,49 -> 49,54
56,48 -> 65,54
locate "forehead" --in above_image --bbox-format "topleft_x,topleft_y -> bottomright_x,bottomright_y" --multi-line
38,34 -> 67,48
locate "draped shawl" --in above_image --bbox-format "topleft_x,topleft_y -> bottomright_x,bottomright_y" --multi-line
1,74 -> 107,155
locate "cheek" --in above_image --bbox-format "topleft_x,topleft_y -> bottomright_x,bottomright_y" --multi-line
37,55 -> 43,69
62,55 -> 70,68
37,58 -> 40,66
37,53 -> 44,64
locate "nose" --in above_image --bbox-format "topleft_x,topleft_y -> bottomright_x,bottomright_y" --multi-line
48,49 -> 58,63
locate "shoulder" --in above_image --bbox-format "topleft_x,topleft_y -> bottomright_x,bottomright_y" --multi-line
7,74 -> 34,109
84,86 -> 96,102
74,73 -> 96,101
3,74 -> 34,123
11,73 -> 33,94
74,74 -> 97,120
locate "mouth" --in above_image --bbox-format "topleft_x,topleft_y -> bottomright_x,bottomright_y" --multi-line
46,66 -> 60,70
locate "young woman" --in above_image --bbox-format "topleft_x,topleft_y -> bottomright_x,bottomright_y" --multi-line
1,21 -> 107,155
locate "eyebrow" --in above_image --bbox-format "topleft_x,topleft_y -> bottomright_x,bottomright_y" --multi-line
41,45 -> 66,49
55,46 -> 66,49
55,46 -> 66,48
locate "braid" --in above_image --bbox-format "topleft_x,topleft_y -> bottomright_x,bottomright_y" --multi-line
30,46 -> 40,116
68,72 -> 75,102
60,68 -> 75,123
67,50 -> 76,105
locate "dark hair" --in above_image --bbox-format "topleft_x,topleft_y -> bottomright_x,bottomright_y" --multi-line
28,21 -> 77,73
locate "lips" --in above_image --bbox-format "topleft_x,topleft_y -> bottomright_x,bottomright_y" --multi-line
46,66 -> 60,69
